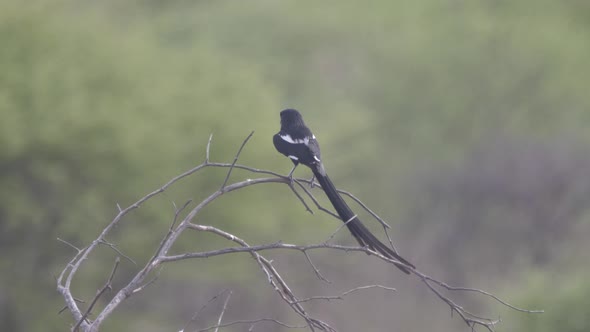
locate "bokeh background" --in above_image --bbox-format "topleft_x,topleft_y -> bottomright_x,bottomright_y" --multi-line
2,0 -> 590,331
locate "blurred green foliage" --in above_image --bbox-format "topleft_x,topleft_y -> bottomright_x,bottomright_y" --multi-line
514,272 -> 590,332
1,0 -> 589,331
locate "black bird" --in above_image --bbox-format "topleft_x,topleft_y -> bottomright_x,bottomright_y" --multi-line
273,109 -> 414,274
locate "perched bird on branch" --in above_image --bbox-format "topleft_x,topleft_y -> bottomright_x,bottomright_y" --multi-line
273,109 -> 414,274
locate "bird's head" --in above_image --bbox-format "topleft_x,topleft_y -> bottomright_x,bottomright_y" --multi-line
279,109 -> 305,130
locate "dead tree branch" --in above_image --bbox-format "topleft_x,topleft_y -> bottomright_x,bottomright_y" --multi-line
57,133 -> 541,332
72,258 -> 120,332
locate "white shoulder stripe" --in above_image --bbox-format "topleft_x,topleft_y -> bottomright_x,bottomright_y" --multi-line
280,134 -> 309,145
280,134 -> 296,144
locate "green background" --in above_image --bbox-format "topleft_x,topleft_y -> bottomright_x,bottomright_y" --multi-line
1,1 -> 589,331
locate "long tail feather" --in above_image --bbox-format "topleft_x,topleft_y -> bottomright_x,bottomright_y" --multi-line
312,167 -> 414,274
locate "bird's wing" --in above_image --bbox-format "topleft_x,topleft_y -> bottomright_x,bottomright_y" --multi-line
306,136 -> 326,175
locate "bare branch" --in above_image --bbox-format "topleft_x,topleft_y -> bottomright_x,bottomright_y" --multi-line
180,289 -> 230,332
421,275 -> 544,314
205,133 -> 213,163
214,291 -> 232,332
303,251 -> 330,283
57,158 -> 217,326
293,285 -> 397,304
336,188 -> 391,229
131,269 -> 160,295
98,240 -> 136,265
197,318 -> 305,332
57,134 -> 541,332
420,277 -> 499,330
324,214 -> 357,243
287,180 -> 314,214
409,267 -> 541,331
88,164 -> 269,329
59,298 -> 85,315
220,131 -> 254,190
382,227 -> 400,255
73,257 -> 120,332
171,199 -> 193,230
143,199 -> 193,273
304,178 -> 391,229
57,238 -> 82,252
160,226 -> 538,330
294,180 -> 341,220
184,223 -> 336,331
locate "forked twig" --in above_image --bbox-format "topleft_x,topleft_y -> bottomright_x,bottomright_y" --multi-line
221,130 -> 254,190
57,133 -> 541,332
180,289 -> 230,332
73,257 -> 120,332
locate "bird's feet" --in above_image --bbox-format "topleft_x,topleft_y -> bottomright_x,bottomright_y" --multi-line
288,173 -> 295,187
286,164 -> 298,186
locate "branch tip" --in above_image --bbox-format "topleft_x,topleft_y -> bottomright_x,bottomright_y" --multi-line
205,133 -> 213,163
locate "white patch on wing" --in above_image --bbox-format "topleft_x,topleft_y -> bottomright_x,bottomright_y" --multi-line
279,134 -> 296,144
288,155 -> 299,160
280,134 -> 309,145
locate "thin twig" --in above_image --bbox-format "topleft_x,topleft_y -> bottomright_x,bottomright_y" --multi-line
131,269 -> 161,294
337,188 -> 391,229
422,276 -> 544,314
287,180 -> 314,214
303,251 -> 330,283
98,240 -> 136,265
197,318 -> 305,332
305,178 -> 391,229
59,298 -> 85,315
293,285 -> 397,304
220,131 -> 254,190
144,199 -> 194,279
382,227 -> 400,254
325,215 -> 357,243
185,223 -> 336,332
294,180 -> 341,220
180,289 -> 230,332
205,133 -> 213,164
73,257 -> 120,332
171,199 -> 193,231
57,238 -> 81,252
214,291 -> 232,332
421,277 -> 499,331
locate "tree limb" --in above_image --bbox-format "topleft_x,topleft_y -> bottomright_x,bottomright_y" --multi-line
57,133 -> 542,332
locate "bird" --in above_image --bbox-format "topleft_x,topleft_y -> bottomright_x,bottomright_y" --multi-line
273,108 -> 414,274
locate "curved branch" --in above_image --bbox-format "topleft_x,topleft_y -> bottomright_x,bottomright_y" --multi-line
57,133 -> 541,332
